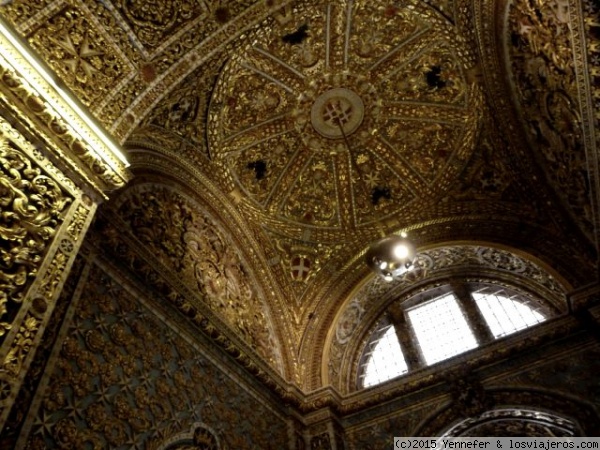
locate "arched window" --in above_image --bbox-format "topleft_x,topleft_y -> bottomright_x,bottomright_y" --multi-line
472,286 -> 546,338
407,292 -> 478,365
358,283 -> 552,389
359,320 -> 408,388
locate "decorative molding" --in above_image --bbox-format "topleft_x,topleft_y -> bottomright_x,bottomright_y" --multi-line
0,18 -> 130,193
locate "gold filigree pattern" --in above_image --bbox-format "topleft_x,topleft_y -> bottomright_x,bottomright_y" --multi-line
0,134 -> 70,337
66,205 -> 89,241
26,263 -> 288,449
208,0 -> 481,232
0,63 -> 128,191
38,249 -> 69,300
115,185 -> 280,366
116,0 -> 208,50
2,314 -> 40,377
28,5 -> 131,107
508,0 -> 593,236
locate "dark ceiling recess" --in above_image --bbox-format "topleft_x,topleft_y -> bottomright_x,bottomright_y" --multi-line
215,7 -> 230,24
371,187 -> 392,205
282,24 -> 309,44
425,66 -> 446,89
247,160 -> 267,180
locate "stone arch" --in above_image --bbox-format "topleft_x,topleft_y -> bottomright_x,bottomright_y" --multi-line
159,423 -> 220,450
414,389 -> 600,436
322,243 -> 570,393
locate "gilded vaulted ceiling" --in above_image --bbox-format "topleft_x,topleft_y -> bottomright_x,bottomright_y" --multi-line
1,0 -> 598,388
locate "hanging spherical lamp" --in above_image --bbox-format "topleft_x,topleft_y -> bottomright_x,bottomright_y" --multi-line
365,235 -> 416,281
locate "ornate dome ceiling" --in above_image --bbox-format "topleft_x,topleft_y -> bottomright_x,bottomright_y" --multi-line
208,0 -> 481,234
1,0 -> 598,389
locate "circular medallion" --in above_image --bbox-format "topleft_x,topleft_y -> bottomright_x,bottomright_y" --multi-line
310,88 -> 365,139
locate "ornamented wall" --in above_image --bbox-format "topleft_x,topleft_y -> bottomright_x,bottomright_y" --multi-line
14,255 -> 290,450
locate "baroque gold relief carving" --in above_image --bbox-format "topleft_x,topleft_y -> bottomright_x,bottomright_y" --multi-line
141,61 -> 223,150
0,64 -> 128,191
116,0 -> 208,50
208,0 -> 482,236
66,205 -> 89,241
508,0 -> 593,237
2,314 -> 40,377
27,5 -> 131,108
0,1 -> 55,29
115,186 -> 280,367
25,263 -> 289,449
38,248 -> 69,300
0,133 -> 71,338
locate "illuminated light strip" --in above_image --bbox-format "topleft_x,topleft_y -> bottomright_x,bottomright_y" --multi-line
0,17 -> 129,170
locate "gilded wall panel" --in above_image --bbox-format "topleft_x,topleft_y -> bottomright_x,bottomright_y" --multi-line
115,184 -> 282,370
113,0 -> 209,51
0,254 -> 85,449
27,4 -> 132,108
0,0 -> 55,28
23,262 -> 289,449
0,123 -> 72,343
508,0 -> 593,238
0,108 -> 98,434
140,59 -> 223,152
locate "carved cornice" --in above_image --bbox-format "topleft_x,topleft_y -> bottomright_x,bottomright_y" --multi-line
0,19 -> 130,196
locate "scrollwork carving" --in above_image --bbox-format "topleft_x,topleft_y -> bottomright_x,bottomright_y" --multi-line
0,135 -> 71,337
39,249 -> 69,300
67,205 -> 90,241
118,0 -> 208,49
28,5 -> 131,108
2,314 -> 40,377
116,186 -> 279,366
508,0 -> 593,236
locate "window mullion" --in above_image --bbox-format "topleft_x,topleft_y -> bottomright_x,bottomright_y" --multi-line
387,303 -> 424,371
451,282 -> 495,344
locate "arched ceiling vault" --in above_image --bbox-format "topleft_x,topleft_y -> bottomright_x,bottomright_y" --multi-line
3,0 -> 598,389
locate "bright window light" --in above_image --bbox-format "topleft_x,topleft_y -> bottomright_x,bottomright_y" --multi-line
473,288 -> 546,338
360,324 -> 408,388
407,293 -> 478,365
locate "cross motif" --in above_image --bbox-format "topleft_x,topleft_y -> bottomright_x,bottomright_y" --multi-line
51,32 -> 103,81
290,255 -> 311,282
322,98 -> 353,127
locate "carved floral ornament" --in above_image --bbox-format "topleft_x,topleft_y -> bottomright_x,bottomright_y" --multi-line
507,0 -> 596,239
0,117 -> 72,339
112,183 -> 283,371
326,244 -> 568,390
